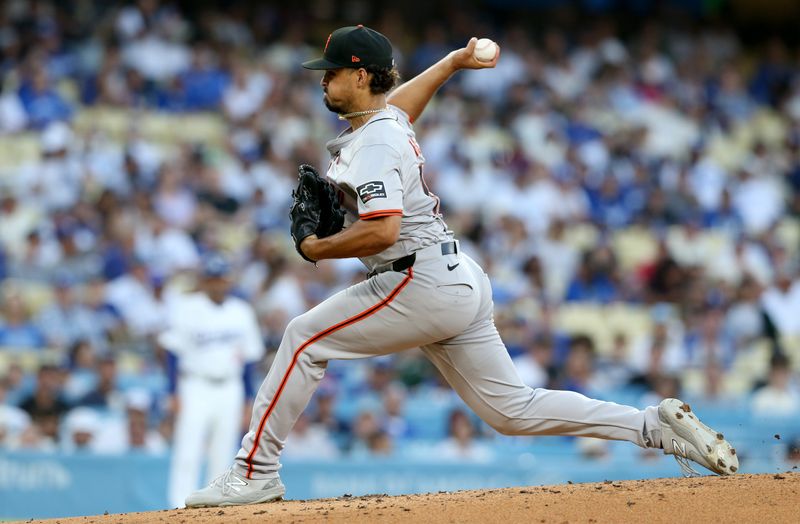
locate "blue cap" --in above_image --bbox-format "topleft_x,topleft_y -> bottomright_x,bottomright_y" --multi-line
201,253 -> 230,277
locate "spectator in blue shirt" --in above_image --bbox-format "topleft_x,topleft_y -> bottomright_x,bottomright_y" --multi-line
556,335 -> 598,395
17,66 -> 72,129
702,188 -> 743,232
155,76 -> 187,111
181,44 -> 230,111
0,290 -> 47,350
588,175 -> 632,228
36,276 -> 101,349
565,247 -> 621,303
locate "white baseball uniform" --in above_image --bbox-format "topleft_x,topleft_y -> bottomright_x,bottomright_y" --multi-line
159,291 -> 265,507
233,105 -> 661,479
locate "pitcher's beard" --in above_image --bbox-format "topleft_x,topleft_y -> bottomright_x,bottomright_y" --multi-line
323,95 -> 347,115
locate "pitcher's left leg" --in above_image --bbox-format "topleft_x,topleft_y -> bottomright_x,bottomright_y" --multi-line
233,270 -> 416,481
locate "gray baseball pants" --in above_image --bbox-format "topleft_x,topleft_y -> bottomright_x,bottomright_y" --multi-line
234,242 -> 661,478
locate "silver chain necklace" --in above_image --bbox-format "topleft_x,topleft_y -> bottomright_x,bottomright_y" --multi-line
338,107 -> 387,120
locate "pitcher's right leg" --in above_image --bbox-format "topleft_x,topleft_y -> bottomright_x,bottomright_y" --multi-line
420,261 -> 661,449
421,330 -> 661,448
421,261 -> 738,476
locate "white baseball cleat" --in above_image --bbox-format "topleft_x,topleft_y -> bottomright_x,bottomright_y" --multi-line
185,468 -> 285,508
658,398 -> 739,477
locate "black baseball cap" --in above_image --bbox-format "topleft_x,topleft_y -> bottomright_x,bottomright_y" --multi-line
302,25 -> 394,70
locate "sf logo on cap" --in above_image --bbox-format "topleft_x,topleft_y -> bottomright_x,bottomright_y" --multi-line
324,33 -> 332,52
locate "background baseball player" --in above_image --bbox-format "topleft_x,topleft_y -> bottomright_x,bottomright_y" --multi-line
159,253 -> 265,508
186,26 -> 738,508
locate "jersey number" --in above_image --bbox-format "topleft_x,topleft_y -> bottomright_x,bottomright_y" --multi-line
409,137 -> 440,215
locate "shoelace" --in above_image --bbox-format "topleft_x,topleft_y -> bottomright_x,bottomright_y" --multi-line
672,455 -> 701,478
209,469 -> 244,496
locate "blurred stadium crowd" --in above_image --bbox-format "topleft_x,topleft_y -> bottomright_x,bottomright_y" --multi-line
0,1 -> 799,467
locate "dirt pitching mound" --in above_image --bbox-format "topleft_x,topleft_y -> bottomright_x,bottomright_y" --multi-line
27,472 -> 799,523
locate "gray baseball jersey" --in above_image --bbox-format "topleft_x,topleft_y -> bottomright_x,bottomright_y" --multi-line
233,107 -> 662,480
324,106 -> 450,271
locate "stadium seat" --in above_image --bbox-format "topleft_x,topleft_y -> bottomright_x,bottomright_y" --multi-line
780,336 -> 800,371
0,134 -> 39,170
562,223 -> 600,253
730,340 -> 772,383
555,303 -> 652,355
0,348 -> 61,373
776,218 -> 800,257
611,227 -> 658,273
555,303 -> 609,348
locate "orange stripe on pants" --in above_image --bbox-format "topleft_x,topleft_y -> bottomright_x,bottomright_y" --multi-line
244,268 -> 414,478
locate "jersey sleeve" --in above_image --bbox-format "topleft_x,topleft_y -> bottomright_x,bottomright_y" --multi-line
388,104 -> 414,127
350,144 -> 404,220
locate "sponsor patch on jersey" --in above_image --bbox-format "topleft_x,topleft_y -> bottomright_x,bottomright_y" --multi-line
357,181 -> 387,203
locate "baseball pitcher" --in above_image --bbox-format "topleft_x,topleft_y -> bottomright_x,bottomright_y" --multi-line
186,26 -> 737,507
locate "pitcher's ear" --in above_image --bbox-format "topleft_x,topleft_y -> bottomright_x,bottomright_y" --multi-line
356,68 -> 369,87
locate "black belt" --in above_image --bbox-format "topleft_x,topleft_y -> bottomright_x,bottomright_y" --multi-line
390,240 -> 458,272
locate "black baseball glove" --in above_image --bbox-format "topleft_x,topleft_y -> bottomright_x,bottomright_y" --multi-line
289,164 -> 345,262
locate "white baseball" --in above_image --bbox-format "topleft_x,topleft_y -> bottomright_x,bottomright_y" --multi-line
473,38 -> 497,62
